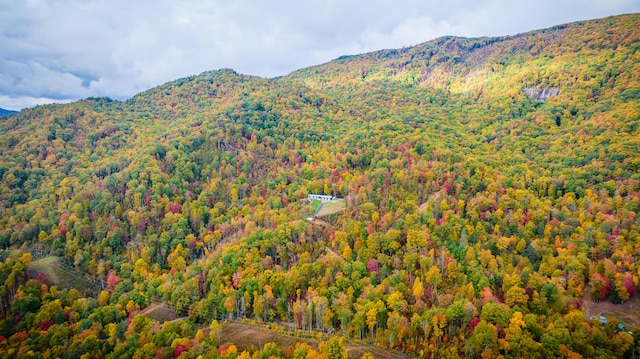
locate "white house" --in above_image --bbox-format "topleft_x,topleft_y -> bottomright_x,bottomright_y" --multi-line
307,194 -> 337,203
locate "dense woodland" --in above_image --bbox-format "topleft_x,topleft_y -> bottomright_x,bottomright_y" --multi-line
0,13 -> 639,358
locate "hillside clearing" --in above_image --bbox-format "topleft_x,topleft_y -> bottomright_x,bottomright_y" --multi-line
29,256 -> 101,296
221,322 -> 407,359
583,289 -> 640,328
315,199 -> 346,217
142,303 -> 186,323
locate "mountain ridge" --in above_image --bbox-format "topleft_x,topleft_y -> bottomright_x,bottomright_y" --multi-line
0,108 -> 18,117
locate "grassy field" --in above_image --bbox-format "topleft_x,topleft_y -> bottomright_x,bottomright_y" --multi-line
220,322 -> 408,359
29,256 -> 101,296
310,199 -> 323,212
222,322 -> 317,353
142,303 -> 185,322
315,199 -> 346,217
29,256 -> 61,282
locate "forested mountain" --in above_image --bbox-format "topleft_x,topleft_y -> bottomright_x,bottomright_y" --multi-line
0,13 -> 639,358
0,109 -> 17,117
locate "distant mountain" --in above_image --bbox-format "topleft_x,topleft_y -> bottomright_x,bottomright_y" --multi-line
0,13 -> 639,359
0,108 -> 18,116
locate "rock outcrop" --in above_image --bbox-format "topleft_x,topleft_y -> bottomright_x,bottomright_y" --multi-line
523,86 -> 560,101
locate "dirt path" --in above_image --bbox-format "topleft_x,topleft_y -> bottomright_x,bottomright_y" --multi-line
418,202 -> 429,212
325,246 -> 340,258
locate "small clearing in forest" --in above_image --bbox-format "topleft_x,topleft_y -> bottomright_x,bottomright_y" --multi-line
315,198 -> 346,217
583,289 -> 640,328
221,322 -> 408,359
29,256 -> 100,296
142,303 -> 186,323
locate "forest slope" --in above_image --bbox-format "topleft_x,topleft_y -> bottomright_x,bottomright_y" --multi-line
0,13 -> 639,358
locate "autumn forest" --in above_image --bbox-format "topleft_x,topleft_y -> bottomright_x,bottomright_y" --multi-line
0,13 -> 639,359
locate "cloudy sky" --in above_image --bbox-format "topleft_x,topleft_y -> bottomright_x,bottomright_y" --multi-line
1,0 -> 638,111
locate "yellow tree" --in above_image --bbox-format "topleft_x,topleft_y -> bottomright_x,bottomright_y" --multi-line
366,307 -> 377,340
431,312 -> 447,345
504,311 -> 541,358
412,277 -> 425,301
320,336 -> 348,359
505,285 -> 528,307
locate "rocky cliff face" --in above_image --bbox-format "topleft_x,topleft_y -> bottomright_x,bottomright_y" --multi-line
522,86 -> 560,101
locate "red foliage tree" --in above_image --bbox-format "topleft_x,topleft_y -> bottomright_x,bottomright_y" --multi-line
169,203 -> 182,214
622,272 -> 636,298
173,344 -> 187,358
367,259 -> 378,273
590,273 -> 611,300
106,269 -> 121,289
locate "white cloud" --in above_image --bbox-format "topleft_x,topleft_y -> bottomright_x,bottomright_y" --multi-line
359,16 -> 463,50
0,0 -> 638,110
0,95 -> 74,111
